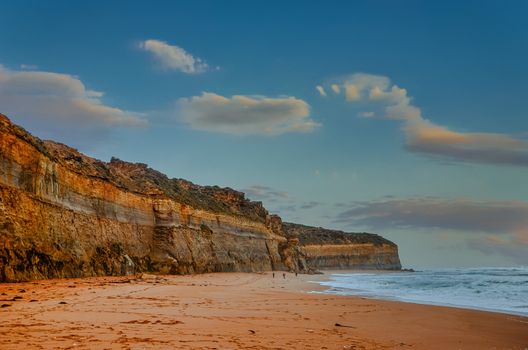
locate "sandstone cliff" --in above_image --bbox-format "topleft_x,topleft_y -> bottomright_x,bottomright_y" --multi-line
283,223 -> 401,270
0,113 -> 290,281
0,113 -> 400,281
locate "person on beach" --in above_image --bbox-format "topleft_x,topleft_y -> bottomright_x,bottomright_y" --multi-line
273,272 -> 275,278
282,273 -> 286,279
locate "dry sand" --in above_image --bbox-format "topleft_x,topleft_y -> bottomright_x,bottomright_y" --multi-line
0,271 -> 526,349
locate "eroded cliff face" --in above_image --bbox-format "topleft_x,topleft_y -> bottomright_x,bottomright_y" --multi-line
0,114 -> 287,281
283,223 -> 401,270
0,113 -> 401,281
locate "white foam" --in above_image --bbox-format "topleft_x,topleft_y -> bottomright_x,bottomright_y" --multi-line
316,267 -> 528,316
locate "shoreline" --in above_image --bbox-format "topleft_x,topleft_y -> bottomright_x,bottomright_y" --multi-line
313,269 -> 528,318
1,272 -> 527,349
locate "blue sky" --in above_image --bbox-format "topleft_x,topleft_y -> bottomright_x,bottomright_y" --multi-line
1,0 -> 528,267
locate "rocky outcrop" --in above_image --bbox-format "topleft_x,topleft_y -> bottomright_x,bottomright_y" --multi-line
283,223 -> 401,270
0,113 -> 401,281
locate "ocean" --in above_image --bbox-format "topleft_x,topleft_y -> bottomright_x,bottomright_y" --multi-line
315,267 -> 528,316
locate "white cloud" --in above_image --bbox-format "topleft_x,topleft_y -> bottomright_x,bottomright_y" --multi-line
139,39 -> 209,74
20,64 -> 38,70
315,85 -> 327,97
331,84 -> 340,94
344,84 -> 360,101
177,92 -> 320,136
320,73 -> 528,166
0,65 -> 146,129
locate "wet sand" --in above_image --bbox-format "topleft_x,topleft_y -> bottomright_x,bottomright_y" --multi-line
0,272 -> 526,349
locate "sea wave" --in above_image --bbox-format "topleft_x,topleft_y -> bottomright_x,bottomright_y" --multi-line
315,267 -> 528,316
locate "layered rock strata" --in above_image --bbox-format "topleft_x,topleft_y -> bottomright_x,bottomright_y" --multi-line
0,113 -> 401,281
283,223 -> 401,270
0,114 -> 289,281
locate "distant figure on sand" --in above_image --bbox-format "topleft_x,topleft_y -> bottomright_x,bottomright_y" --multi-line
282,273 -> 286,279
272,272 -> 275,278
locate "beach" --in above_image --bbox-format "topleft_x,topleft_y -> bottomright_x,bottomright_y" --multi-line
0,272 -> 527,350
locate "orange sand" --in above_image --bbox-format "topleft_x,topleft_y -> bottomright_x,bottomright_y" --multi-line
0,272 -> 526,349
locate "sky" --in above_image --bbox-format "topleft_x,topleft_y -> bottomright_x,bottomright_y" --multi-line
1,0 -> 527,267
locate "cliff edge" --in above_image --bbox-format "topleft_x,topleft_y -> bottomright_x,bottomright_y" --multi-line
0,113 -> 400,281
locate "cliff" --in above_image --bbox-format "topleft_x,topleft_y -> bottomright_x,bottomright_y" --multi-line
0,113 -> 400,281
0,113 -> 292,281
283,223 -> 401,270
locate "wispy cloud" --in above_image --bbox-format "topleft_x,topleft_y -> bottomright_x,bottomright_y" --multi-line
177,92 -> 320,136
275,204 -> 298,213
331,84 -> 340,94
241,185 -> 323,215
336,197 -> 528,263
0,65 -> 146,130
319,73 -> 528,167
336,197 -> 528,233
299,201 -> 321,209
315,85 -> 326,97
139,39 -> 209,74
241,185 -> 290,202
470,231 -> 528,265
20,64 -> 38,70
